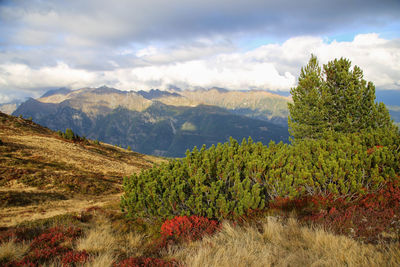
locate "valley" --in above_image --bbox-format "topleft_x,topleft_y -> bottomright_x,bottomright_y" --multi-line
11,87 -> 290,157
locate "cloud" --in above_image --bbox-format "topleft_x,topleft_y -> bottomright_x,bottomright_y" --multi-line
0,0 -> 398,99
0,62 -> 98,91
1,0 -> 399,48
0,33 -> 398,102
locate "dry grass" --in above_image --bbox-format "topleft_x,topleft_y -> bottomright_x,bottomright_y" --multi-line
3,134 -> 160,180
170,217 -> 400,267
0,193 -> 122,227
0,111 -> 165,193
117,231 -> 146,258
85,252 -> 116,267
0,239 -> 30,263
76,214 -> 117,254
0,111 -> 165,226
76,212 -> 146,259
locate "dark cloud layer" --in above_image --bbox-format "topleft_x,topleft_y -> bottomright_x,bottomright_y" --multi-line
1,0 -> 399,47
0,0 -> 399,102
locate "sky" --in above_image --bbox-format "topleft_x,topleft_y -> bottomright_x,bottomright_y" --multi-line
0,0 -> 399,103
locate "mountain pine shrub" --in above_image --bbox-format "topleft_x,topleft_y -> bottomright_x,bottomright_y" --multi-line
57,128 -> 85,142
288,55 -> 397,140
122,56 -> 399,221
121,131 -> 399,220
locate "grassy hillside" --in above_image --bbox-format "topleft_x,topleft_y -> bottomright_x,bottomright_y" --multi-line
0,111 -> 164,226
1,112 -> 399,266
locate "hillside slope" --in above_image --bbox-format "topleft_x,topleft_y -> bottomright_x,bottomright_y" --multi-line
0,112 -> 164,226
13,87 -> 290,157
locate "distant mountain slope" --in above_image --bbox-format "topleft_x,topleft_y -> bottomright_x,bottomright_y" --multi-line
14,100 -> 288,157
137,89 -> 181,99
40,87 -> 72,98
91,103 -> 288,156
13,86 -> 290,157
37,86 -> 152,117
157,88 -> 290,125
0,99 -> 24,115
34,86 -> 289,123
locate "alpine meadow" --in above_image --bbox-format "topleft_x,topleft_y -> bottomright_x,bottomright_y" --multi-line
1,54 -> 400,266
1,1 -> 400,264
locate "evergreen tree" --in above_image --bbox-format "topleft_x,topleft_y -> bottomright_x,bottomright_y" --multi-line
288,55 -> 326,139
64,128 -> 76,140
288,55 -> 396,140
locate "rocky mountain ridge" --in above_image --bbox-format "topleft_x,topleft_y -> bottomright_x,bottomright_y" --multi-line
12,86 -> 290,157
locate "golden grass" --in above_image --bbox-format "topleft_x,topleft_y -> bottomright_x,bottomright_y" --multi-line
5,134 -> 158,176
170,217 -> 400,267
0,239 -> 30,263
76,214 -> 117,254
0,112 -> 165,226
76,212 -> 146,258
0,111 -> 165,188
85,252 -> 116,267
117,231 -> 146,258
0,193 -> 121,227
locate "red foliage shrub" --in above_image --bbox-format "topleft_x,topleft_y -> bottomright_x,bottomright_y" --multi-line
114,257 -> 180,267
6,226 -> 84,266
61,250 -> 89,266
271,182 -> 400,243
0,227 -> 42,244
160,215 -> 220,244
29,226 -> 82,250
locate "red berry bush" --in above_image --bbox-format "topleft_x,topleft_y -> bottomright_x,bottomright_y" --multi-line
115,257 -> 180,267
5,226 -> 89,267
160,215 -> 220,245
271,182 -> 400,243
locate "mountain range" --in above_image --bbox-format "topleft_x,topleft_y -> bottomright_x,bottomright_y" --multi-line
11,87 -> 290,157
7,86 -> 400,157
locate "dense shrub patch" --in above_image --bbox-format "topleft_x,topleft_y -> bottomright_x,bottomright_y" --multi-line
160,215 -> 220,245
57,128 -> 86,143
4,226 -> 89,266
122,130 -> 399,220
115,257 -> 180,267
271,182 -> 400,243
61,250 -> 89,266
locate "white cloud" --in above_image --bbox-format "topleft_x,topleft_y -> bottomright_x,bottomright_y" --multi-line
313,33 -> 400,89
0,33 -> 399,100
0,62 -> 98,91
0,94 -> 10,103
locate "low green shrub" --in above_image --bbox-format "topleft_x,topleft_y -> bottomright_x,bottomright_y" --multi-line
58,128 -> 84,142
121,130 -> 400,221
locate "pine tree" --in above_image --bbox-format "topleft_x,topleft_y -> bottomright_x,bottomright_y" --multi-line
288,55 -> 396,140
288,55 -> 326,139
